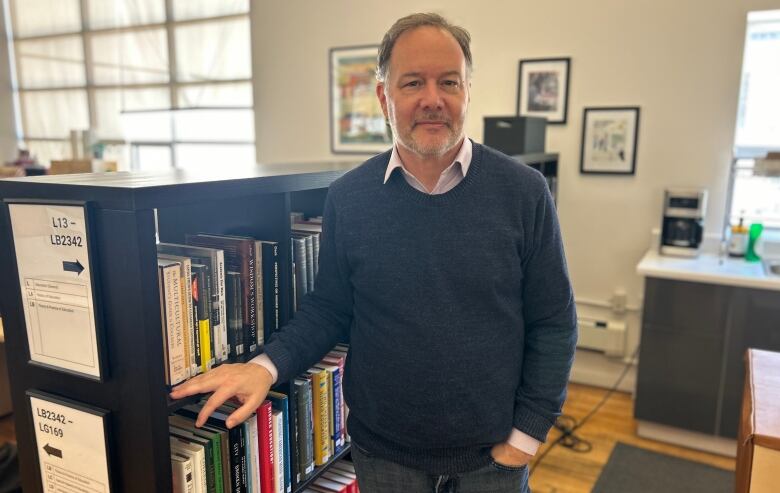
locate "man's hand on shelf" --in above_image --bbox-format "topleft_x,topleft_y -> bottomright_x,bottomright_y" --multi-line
169,362 -> 274,429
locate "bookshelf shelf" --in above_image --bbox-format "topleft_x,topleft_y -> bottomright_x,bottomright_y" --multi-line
0,161 -> 359,492
294,444 -> 352,493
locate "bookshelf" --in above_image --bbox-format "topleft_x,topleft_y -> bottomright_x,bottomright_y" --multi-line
513,153 -> 559,204
0,161 -> 358,492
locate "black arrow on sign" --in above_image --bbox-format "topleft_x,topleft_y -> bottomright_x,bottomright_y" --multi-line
62,260 -> 84,275
43,444 -> 62,458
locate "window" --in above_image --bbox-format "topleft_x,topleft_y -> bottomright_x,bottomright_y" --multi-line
729,10 -> 780,229
6,0 -> 254,171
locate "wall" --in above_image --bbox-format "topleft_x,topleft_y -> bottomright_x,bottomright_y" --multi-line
251,0 -> 780,361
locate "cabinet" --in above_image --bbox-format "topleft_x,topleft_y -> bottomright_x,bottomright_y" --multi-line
635,277 -> 780,438
513,153 -> 558,204
0,162 -> 356,492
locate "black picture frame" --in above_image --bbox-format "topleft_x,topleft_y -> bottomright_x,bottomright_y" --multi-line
579,106 -> 641,175
516,57 -> 571,124
328,45 -> 393,154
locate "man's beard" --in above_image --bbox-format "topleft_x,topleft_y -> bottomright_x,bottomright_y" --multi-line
393,112 -> 464,158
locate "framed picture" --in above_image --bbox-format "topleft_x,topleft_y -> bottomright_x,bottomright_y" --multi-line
580,107 -> 641,175
329,45 -> 392,154
517,57 -> 571,124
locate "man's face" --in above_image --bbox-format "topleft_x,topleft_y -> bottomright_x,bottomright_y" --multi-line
377,26 -> 470,159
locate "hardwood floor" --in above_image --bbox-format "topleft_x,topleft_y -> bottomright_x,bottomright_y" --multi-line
528,383 -> 736,493
0,382 -> 737,492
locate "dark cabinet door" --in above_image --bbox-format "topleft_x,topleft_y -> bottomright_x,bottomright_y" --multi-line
635,323 -> 725,434
635,278 -> 731,433
718,287 -> 780,437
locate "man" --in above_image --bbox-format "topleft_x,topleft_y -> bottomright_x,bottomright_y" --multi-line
171,13 -> 576,493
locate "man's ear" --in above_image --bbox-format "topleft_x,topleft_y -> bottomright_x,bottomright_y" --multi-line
376,83 -> 389,119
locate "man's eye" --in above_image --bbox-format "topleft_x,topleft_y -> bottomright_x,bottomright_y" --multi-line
404,81 -> 420,87
442,80 -> 459,86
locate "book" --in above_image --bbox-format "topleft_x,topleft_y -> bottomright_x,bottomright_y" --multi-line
272,409 -> 284,493
226,271 -> 245,360
256,400 -> 274,493
158,243 -> 228,363
291,237 -> 308,310
256,241 -> 280,338
322,353 -> 346,451
313,363 -> 338,454
170,425 -> 217,493
291,232 -> 314,293
321,471 -> 356,493
172,453 -> 195,493
307,367 -> 331,465
253,240 -> 265,348
267,392 -> 291,493
291,222 -> 322,278
191,263 -> 213,374
169,415 -> 226,493
187,234 -> 258,360
158,253 -> 195,378
293,377 -> 315,482
178,405 -> 245,493
159,258 -> 187,385
170,436 -> 208,493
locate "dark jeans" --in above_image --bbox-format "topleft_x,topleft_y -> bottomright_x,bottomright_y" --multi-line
351,443 -> 531,493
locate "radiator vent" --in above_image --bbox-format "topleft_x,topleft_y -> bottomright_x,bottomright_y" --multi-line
577,317 -> 627,357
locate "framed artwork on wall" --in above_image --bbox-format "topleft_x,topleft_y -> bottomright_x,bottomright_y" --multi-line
516,57 -> 571,124
580,106 -> 641,175
329,45 -> 392,154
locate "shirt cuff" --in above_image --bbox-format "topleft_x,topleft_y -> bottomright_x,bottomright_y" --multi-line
507,428 -> 541,456
248,353 -> 278,384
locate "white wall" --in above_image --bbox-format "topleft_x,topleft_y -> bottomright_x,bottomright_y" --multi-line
251,0 -> 780,357
0,1 -> 18,163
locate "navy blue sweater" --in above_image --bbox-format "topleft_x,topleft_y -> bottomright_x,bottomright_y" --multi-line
264,142 -> 577,474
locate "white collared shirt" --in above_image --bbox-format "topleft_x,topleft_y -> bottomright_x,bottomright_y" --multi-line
383,137 -> 472,194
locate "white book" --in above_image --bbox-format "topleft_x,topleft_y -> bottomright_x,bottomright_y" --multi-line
272,409 -> 284,493
159,254 -> 195,378
160,259 -> 187,385
248,412 -> 261,493
171,453 -> 195,493
170,437 -> 207,493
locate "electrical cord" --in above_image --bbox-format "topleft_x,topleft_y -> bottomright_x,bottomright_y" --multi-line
529,346 -> 640,476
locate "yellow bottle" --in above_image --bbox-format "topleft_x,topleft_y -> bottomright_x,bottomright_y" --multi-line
728,216 -> 749,257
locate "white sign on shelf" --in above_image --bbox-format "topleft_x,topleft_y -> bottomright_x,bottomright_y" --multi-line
8,202 -> 103,379
28,391 -> 112,493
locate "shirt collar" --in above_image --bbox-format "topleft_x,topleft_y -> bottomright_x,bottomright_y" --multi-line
383,137 -> 473,185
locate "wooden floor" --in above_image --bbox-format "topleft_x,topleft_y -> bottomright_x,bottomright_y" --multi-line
0,383 -> 736,492
528,383 -> 735,493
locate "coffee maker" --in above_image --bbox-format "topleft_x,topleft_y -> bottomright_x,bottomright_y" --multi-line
660,189 -> 708,257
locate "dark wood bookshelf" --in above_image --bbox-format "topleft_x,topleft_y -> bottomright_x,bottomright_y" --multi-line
0,161 -> 359,492
294,444 -> 352,493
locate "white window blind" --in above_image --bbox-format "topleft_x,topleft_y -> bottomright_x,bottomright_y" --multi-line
8,0 -> 255,170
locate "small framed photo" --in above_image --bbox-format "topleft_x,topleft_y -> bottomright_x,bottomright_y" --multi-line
580,107 -> 641,175
516,57 -> 571,124
329,45 -> 393,154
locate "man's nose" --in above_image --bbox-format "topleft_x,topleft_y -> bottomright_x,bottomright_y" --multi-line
420,82 -> 444,110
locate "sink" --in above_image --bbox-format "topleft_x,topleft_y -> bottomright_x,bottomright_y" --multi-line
764,259 -> 780,276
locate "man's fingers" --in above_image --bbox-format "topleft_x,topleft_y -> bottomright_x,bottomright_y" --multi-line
195,387 -> 234,427
226,395 -> 262,429
169,366 -> 229,399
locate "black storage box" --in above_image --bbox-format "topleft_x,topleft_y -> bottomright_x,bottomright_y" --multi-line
483,116 -> 546,155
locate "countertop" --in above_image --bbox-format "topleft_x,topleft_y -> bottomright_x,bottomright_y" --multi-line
637,249 -> 780,291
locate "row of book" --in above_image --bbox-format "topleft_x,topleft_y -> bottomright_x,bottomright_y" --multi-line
298,460 -> 358,493
169,344 -> 350,493
157,233 -> 281,386
290,214 -> 322,312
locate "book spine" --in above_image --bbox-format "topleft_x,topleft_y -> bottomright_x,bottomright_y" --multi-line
292,238 -> 307,310
248,414 -> 260,493
200,268 -> 213,373
164,264 -> 187,385
254,242 -> 265,348
181,258 -> 196,378
310,370 -> 330,466
227,272 -> 244,360
330,367 -> 343,453
294,379 -> 314,481
229,427 -> 243,493
304,235 -> 314,293
258,401 -> 274,493
272,410 -> 284,493
214,250 -> 228,363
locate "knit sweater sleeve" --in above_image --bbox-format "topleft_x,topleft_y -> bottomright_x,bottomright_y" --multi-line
512,177 -> 578,442
262,188 -> 353,383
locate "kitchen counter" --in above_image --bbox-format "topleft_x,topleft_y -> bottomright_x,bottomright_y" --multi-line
637,249 -> 780,292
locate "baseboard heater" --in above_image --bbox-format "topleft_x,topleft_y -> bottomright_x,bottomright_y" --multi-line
576,317 -> 627,357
